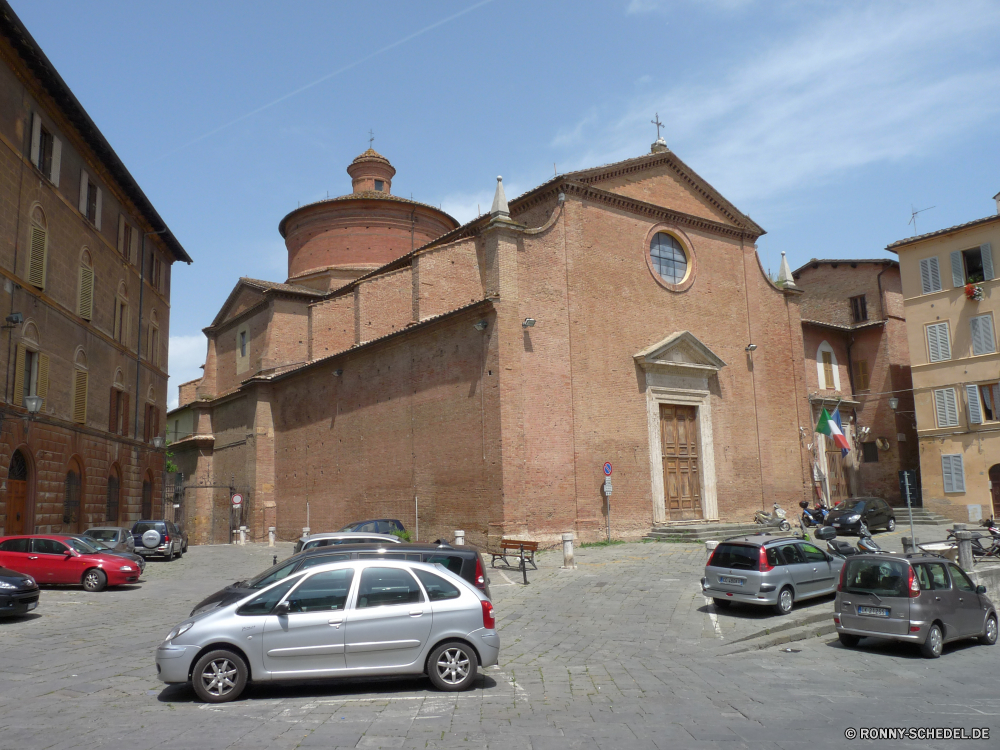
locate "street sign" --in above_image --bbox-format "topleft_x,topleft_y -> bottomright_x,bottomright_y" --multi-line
603,462 -> 613,476
231,493 -> 244,507
603,477 -> 612,495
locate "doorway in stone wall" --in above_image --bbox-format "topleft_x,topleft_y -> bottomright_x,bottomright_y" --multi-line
660,404 -> 703,520
7,450 -> 28,534
989,465 -> 1000,520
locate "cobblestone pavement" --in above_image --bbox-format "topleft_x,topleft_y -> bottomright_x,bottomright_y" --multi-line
0,536 -> 996,750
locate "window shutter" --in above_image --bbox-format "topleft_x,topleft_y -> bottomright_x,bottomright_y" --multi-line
942,455 -> 955,493
29,112 -> 40,166
12,343 -> 25,407
37,353 -> 48,412
935,388 -> 958,427
950,250 -> 964,287
927,322 -> 950,362
972,315 -> 995,356
72,370 -> 88,425
129,228 -> 138,264
970,316 -> 983,356
78,265 -> 93,320
78,169 -> 89,214
943,454 -> 965,493
109,387 -> 118,433
919,257 -> 942,294
94,187 -> 102,231
118,215 -> 126,254
934,389 -> 948,427
27,224 -> 46,289
982,242 -> 995,281
114,301 -> 122,341
143,404 -> 150,442
50,137 -> 61,187
154,407 -> 160,442
121,392 -> 129,438
967,384 -> 983,424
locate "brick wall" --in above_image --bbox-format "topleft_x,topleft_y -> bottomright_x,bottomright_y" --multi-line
356,266 -> 413,343
414,239 -> 483,320
308,294 -> 355,358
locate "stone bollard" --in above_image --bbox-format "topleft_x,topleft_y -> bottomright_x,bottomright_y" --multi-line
454,530 -> 465,546
302,527 -> 310,539
562,532 -> 575,569
239,526 -> 247,546
705,540 -> 720,558
952,523 -> 974,571
268,526 -> 276,548
902,536 -> 916,554
232,530 -> 239,545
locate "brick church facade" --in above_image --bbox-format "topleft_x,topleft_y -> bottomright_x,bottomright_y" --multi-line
172,139 -> 812,546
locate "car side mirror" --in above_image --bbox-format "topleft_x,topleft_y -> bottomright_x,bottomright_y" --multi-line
274,600 -> 290,614
976,585 -> 987,595
66,549 -> 80,558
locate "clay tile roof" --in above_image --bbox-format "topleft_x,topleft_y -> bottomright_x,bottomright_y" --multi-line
886,213 -> 1000,251
352,148 -> 390,165
791,258 -> 897,276
240,277 -> 324,296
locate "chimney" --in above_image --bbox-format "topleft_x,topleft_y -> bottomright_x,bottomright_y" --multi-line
994,190 -> 1000,215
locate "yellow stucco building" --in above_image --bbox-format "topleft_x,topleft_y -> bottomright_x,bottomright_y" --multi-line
889,198 -> 1000,523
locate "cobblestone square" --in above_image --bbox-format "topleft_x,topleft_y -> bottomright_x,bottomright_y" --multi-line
0,538 -> 996,749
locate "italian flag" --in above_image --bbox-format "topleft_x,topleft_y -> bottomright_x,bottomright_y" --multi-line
816,408 -> 850,453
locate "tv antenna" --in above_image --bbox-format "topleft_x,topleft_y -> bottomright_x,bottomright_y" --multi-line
908,204 -> 935,236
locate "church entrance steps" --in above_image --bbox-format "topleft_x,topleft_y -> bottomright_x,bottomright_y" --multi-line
645,522 -> 768,542
894,508 -> 958,526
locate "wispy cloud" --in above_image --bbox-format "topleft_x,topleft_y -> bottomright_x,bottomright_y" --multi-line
562,2 -> 1000,206
167,334 -> 207,409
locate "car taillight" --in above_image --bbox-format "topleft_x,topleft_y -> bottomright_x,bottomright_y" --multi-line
707,549 -> 719,567
163,535 -> 170,544
837,564 -> 848,592
481,600 -> 495,629
474,556 -> 486,589
908,566 -> 920,597
759,547 -> 774,573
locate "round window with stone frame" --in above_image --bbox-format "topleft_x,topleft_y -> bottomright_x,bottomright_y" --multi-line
649,232 -> 689,285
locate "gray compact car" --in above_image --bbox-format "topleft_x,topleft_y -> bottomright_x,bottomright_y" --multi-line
83,527 -> 135,553
702,534 -> 845,615
834,553 -> 998,657
156,559 -> 499,702
293,532 -> 401,554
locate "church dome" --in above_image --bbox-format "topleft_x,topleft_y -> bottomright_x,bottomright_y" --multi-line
278,149 -> 458,291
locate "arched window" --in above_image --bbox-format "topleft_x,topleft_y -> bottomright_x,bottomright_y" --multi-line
147,309 -> 159,367
141,471 -> 153,518
7,449 -> 29,535
106,466 -> 121,523
63,461 -> 82,531
13,320 -> 47,411
114,282 -> 129,345
816,341 -> 840,390
27,205 -> 47,289
109,368 -> 129,437
144,384 -> 160,443
72,348 -> 88,425
78,248 -> 93,320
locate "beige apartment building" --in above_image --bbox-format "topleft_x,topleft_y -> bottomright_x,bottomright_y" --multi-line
889,199 -> 1000,522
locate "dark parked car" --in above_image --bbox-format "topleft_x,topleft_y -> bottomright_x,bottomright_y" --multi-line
83,526 -> 135,553
0,564 -> 39,616
190,541 -> 490,616
131,520 -> 187,560
826,497 -> 895,534
68,535 -> 145,574
339,519 -> 406,535
835,553 -> 997,657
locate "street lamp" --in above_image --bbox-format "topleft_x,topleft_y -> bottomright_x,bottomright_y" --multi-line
888,397 -> 900,410
152,435 -> 165,449
24,395 -> 42,416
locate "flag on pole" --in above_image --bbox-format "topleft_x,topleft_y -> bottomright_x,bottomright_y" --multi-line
816,408 -> 850,454
830,408 -> 850,457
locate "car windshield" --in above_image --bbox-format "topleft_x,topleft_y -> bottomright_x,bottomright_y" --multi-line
82,538 -> 113,551
248,559 -> 299,588
65,538 -> 100,554
837,500 -> 866,512
85,529 -> 117,542
842,559 -> 909,597
709,544 -> 758,571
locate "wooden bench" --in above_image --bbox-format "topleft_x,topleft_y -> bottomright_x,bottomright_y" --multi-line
491,539 -> 539,570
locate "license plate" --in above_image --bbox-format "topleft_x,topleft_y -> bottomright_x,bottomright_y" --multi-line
832,522 -> 840,527
857,605 -> 889,617
719,576 -> 744,586
27,601 -> 37,611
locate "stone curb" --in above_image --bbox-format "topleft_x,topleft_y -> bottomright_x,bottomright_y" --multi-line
717,620 -> 838,655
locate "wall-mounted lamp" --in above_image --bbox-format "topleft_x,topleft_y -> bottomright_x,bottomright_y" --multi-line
473,320 -> 488,331
24,395 -> 42,416
522,318 -> 536,328
888,397 -> 900,411
745,343 -> 758,352
333,369 -> 343,377
2,312 -> 22,329
152,436 -> 165,449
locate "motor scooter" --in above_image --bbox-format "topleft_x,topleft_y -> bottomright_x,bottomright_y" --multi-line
814,523 -> 882,557
798,500 -> 829,528
754,502 -> 791,532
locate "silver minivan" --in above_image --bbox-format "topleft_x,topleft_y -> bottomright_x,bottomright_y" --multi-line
156,559 -> 499,702
702,534 -> 845,615
834,553 -> 998,657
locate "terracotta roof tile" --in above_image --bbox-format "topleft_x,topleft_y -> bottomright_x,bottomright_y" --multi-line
887,214 -> 1000,250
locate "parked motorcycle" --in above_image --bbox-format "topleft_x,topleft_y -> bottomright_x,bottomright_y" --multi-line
798,500 -> 829,528
754,502 -> 791,532
947,519 -> 1000,559
814,523 -> 883,557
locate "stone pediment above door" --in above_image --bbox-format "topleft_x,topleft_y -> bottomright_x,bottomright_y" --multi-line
633,331 -> 726,374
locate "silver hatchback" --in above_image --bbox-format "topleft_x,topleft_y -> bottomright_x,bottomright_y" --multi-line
156,559 -> 499,702
702,535 -> 845,615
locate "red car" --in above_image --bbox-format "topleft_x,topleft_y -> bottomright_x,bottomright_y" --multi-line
0,535 -> 140,591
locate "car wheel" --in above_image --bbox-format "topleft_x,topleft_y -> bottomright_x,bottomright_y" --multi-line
712,598 -> 731,608
920,624 -> 943,658
838,633 -> 860,648
887,518 -> 896,532
773,586 -> 794,616
427,641 -> 478,691
980,614 -> 998,646
183,541 -> 188,553
82,568 -> 107,592
192,650 -> 248,703
166,546 -> 175,561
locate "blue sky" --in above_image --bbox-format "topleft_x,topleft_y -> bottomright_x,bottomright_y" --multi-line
11,0 -> 1000,407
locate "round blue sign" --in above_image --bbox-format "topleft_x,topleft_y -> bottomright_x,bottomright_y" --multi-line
603,462 -> 612,476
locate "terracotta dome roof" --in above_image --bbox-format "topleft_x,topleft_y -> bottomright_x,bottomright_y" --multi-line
351,148 -> 390,165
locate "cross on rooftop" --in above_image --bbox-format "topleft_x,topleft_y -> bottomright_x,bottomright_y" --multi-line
651,113 -> 664,140
369,129 -> 374,147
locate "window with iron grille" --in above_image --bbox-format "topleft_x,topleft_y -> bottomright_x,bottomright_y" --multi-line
106,474 -> 120,523
63,470 -> 81,527
141,480 -> 152,518
849,295 -> 867,323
